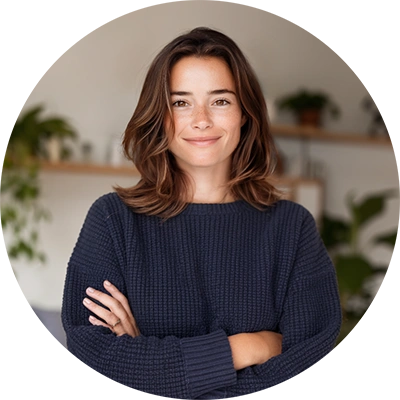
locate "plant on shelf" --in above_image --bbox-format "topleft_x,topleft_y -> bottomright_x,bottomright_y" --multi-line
9,104 -> 78,163
320,189 -> 397,343
1,104 -> 77,266
277,89 -> 341,127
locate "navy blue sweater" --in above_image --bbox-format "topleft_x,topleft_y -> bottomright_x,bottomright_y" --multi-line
61,193 -> 341,398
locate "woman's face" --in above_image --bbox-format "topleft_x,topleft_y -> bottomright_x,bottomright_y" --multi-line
165,56 -> 246,174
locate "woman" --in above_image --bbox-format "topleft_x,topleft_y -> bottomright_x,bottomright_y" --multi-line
62,27 -> 341,399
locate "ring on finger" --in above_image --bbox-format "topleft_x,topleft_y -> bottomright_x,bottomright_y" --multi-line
111,319 -> 121,328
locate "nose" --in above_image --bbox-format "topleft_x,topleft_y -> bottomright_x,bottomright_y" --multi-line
191,105 -> 213,130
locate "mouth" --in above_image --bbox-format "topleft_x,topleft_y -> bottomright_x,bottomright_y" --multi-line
183,136 -> 221,147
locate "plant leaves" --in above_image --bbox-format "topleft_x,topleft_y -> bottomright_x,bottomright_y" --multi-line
2,104 -> 77,265
374,230 -> 397,247
320,214 -> 351,249
350,189 -> 398,228
335,254 -> 374,296
9,239 -> 35,260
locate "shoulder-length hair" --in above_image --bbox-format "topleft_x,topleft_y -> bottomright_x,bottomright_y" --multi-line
115,27 -> 282,218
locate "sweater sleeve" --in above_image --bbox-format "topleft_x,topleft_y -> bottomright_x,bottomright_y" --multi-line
61,196 -> 236,399
214,208 -> 342,398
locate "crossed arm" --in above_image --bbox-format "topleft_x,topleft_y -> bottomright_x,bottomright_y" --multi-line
63,197 -> 341,398
83,280 -> 283,371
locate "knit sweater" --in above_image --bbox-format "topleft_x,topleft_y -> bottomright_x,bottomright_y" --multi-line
61,192 -> 341,399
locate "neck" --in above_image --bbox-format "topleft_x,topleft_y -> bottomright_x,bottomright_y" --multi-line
179,161 -> 235,203
191,182 -> 234,204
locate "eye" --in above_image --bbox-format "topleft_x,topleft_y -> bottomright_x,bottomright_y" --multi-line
172,100 -> 189,107
213,98 -> 230,106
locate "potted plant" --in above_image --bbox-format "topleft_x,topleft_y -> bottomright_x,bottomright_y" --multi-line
1,104 -> 77,266
277,89 -> 341,127
9,104 -> 77,163
320,189 -> 397,343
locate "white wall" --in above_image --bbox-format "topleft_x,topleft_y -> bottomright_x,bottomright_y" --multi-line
8,1 -> 399,309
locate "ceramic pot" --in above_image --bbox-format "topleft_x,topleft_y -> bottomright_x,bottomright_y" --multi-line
45,137 -> 61,163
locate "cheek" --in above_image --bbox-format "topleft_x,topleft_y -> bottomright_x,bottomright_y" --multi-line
220,109 -> 244,130
164,112 -> 188,140
226,115 -> 243,139
227,119 -> 242,152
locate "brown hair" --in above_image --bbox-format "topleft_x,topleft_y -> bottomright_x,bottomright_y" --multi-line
115,27 -> 282,218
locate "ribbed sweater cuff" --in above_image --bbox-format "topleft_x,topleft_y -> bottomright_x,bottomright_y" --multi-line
180,329 -> 237,398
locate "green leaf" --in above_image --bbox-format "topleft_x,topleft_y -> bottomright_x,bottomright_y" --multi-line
18,105 -> 44,126
373,264 -> 389,271
0,206 -> 18,227
14,181 -> 40,201
2,157 -> 13,169
277,89 -> 340,114
375,231 -> 397,247
320,214 -> 351,249
38,118 -> 77,139
335,254 -> 374,296
350,190 -> 397,228
9,240 -> 35,260
7,104 -> 77,163
30,231 -> 39,243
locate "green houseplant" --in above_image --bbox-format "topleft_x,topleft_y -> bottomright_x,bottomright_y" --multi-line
320,189 -> 397,343
1,104 -> 77,264
277,89 -> 341,127
7,104 -> 77,162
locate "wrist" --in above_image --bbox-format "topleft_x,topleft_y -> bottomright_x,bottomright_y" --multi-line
248,331 -> 270,365
228,333 -> 259,370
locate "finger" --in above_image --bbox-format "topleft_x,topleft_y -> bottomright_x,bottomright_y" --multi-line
83,297 -> 121,328
103,281 -> 135,318
89,314 -> 126,337
103,281 -> 140,334
86,287 -> 127,318
88,315 -> 112,330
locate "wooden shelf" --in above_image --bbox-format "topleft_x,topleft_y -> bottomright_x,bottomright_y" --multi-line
271,124 -> 392,146
41,161 -> 139,176
41,161 -> 319,187
40,125 -> 390,176
40,161 -> 323,215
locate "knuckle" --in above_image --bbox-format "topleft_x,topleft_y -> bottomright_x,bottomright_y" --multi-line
116,292 -> 126,303
119,298 -> 130,310
110,299 -> 123,310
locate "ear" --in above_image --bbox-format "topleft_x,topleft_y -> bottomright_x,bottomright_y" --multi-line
241,113 -> 248,127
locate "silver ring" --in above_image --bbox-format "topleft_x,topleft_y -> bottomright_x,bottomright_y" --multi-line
111,319 -> 121,328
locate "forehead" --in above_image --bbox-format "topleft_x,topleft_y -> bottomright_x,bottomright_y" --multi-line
169,56 -> 236,90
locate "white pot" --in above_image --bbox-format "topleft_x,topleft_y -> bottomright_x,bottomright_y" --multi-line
46,137 -> 61,163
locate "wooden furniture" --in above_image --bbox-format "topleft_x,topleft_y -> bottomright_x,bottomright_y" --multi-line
40,161 -> 324,221
40,124 -> 391,223
271,124 -> 392,146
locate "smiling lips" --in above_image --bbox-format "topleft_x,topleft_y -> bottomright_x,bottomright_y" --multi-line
183,136 -> 221,147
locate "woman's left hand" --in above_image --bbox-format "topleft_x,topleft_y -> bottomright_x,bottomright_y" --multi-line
83,280 -> 140,337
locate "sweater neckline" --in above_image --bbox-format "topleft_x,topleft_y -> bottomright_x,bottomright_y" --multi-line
181,200 -> 256,216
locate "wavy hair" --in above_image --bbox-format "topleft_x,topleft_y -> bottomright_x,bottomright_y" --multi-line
115,27 -> 282,218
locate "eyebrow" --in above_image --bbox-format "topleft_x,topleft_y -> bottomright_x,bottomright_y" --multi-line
170,89 -> 237,96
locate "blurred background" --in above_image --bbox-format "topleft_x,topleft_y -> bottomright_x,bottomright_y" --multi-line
1,1 -> 398,347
